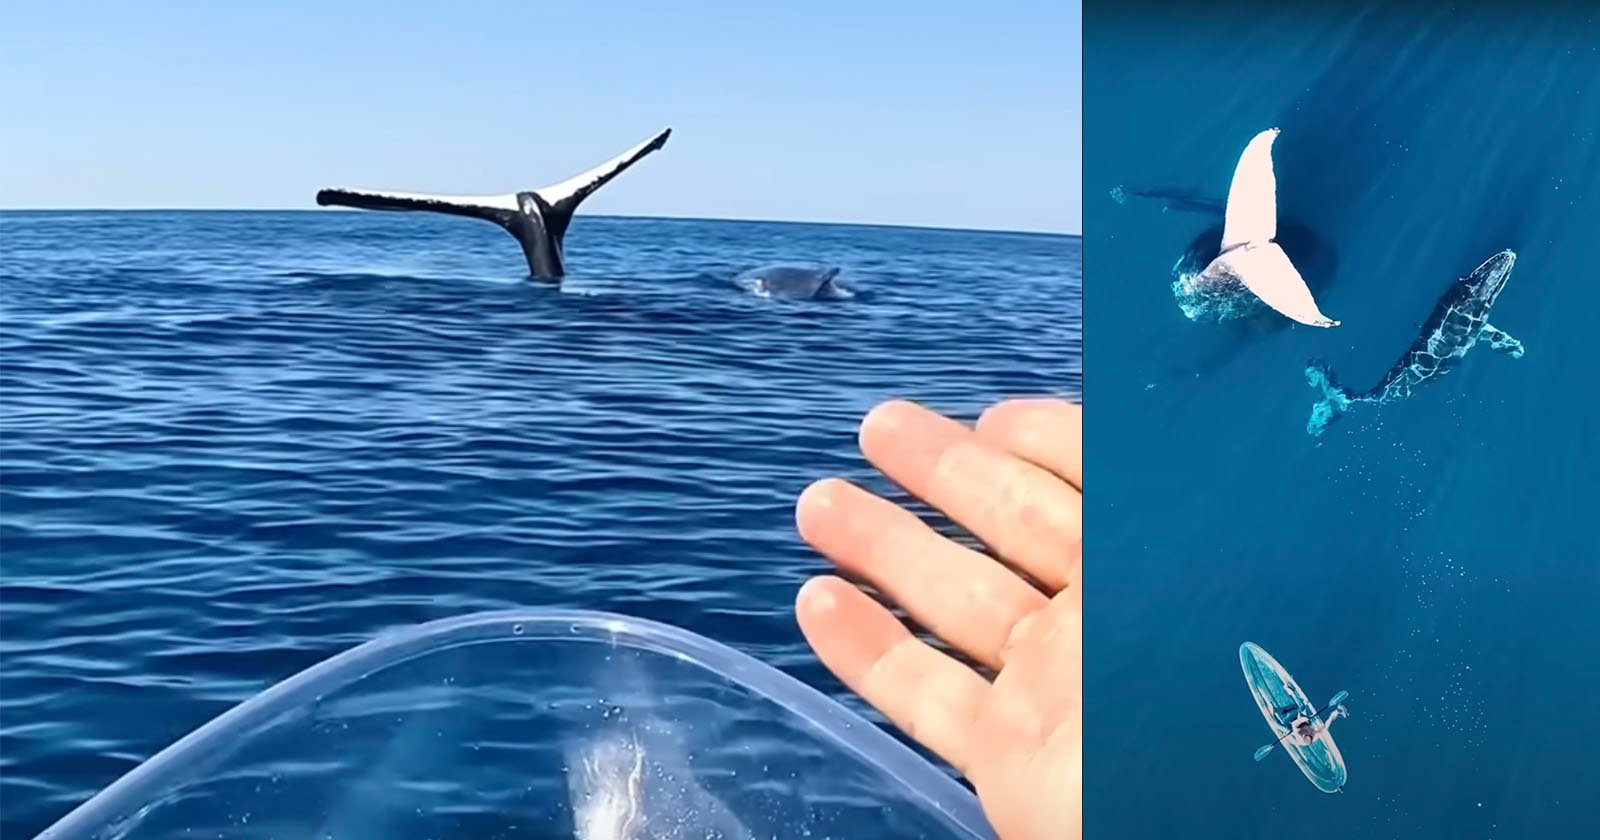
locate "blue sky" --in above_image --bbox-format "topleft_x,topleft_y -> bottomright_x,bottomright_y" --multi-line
0,2 -> 1081,234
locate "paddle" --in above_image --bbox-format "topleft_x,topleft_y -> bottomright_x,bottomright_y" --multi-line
1253,691 -> 1349,762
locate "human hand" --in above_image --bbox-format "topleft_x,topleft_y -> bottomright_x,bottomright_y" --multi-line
794,398 -> 1082,840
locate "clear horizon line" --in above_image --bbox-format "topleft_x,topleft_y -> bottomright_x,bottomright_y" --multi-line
0,206 -> 1082,239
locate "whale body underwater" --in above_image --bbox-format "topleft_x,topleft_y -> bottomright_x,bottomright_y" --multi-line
734,265 -> 852,300
1305,249 -> 1524,436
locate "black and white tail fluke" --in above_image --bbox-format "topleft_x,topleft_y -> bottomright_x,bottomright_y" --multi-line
314,188 -> 519,225
314,127 -> 672,279
532,127 -> 671,239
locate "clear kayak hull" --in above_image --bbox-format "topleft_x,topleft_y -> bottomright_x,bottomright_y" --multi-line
40,609 -> 994,839
1239,641 -> 1347,793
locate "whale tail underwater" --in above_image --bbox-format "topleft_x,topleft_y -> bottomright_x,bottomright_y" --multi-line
316,128 -> 671,280
1305,360 -> 1361,434
1195,128 -> 1340,328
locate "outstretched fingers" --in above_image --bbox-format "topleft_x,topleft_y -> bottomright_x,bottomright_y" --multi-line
860,401 -> 1081,592
795,576 -> 992,776
975,399 -> 1083,491
796,477 -> 1048,671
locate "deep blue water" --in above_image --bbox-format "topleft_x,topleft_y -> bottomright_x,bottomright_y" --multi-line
1087,2 -> 1599,838
0,211 -> 1081,836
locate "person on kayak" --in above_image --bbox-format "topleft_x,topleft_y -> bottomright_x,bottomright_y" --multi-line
1286,705 -> 1345,746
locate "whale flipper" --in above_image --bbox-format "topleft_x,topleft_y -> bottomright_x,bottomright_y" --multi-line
1221,128 -> 1280,250
1480,323 -> 1525,358
1204,242 -> 1339,328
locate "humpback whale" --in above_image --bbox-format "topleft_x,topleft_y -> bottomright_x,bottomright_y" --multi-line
1183,128 -> 1340,328
734,265 -> 850,300
315,128 -> 671,279
1306,249 -> 1523,436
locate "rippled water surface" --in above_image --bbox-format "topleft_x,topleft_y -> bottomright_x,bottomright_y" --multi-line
1087,2 -> 1599,838
0,211 -> 1082,836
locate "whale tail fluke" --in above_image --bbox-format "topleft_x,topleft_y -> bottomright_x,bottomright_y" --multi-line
1306,360 -> 1355,436
533,127 -> 672,240
1211,128 -> 1339,328
1221,128 -> 1281,251
314,188 -> 519,227
313,127 -> 670,238
313,127 -> 672,280
1204,243 -> 1339,328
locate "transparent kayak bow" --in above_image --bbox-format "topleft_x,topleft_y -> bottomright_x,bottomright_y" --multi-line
41,609 -> 994,839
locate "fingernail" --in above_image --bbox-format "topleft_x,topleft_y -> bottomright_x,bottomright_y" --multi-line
799,478 -> 840,512
862,399 -> 912,436
798,578 -> 836,613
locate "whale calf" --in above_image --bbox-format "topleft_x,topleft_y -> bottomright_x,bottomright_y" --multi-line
1186,128 -> 1340,328
734,265 -> 851,300
316,128 -> 671,280
1305,249 -> 1523,436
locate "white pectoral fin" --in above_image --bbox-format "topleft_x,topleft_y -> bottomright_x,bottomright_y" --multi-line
1225,242 -> 1340,327
1220,128 -> 1280,251
535,127 -> 673,210
1480,322 -> 1525,357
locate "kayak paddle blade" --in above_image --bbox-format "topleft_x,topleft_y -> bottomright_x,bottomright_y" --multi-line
1253,744 -> 1275,762
1327,690 -> 1349,709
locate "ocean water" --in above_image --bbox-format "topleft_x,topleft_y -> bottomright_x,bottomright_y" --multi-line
1086,2 -> 1600,838
0,211 -> 1081,837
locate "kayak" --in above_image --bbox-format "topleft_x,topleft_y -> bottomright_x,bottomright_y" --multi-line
39,609 -> 996,839
1239,641 -> 1347,793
